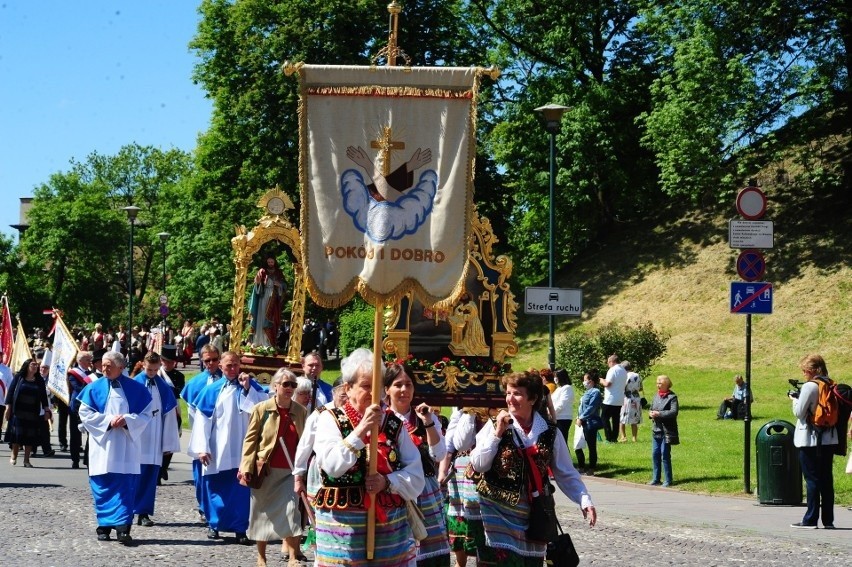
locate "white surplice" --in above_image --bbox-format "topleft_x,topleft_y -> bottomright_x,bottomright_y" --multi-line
79,385 -> 153,476
187,380 -> 266,475
138,381 -> 181,465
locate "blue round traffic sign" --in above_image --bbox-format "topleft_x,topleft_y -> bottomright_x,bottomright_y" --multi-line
159,305 -> 170,316
736,250 -> 766,282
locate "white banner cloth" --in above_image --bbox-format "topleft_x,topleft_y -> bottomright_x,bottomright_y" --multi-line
297,65 -> 483,308
47,316 -> 78,404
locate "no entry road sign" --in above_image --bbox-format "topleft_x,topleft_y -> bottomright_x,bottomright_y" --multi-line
730,282 -> 773,315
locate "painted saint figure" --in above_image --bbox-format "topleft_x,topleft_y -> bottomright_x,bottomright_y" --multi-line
249,257 -> 286,347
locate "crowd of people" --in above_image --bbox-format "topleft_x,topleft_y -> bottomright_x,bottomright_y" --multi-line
3,340 -> 848,563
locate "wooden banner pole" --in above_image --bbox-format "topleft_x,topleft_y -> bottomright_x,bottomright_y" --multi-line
367,307 -> 384,559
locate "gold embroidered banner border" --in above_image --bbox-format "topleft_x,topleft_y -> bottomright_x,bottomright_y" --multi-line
289,65 -> 496,310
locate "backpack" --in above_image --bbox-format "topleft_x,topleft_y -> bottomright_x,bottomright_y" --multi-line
809,376 -> 839,429
831,382 -> 852,456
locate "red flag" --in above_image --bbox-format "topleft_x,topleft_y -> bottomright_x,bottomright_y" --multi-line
1,297 -> 13,366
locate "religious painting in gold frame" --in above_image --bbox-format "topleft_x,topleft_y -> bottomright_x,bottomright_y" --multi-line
229,188 -> 307,368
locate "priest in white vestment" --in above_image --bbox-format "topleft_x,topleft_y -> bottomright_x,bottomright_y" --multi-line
78,351 -> 152,545
181,343 -> 222,521
188,350 -> 265,543
132,352 -> 180,527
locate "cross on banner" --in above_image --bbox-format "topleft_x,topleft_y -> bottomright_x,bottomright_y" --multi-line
370,126 -> 405,176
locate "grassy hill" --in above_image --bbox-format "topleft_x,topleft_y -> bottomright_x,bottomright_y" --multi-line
509,110 -> 851,502
513,127 -> 851,377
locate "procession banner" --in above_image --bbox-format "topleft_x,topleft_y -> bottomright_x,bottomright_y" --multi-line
10,319 -> 31,373
293,65 -> 489,309
1,295 -> 13,365
47,313 -> 78,404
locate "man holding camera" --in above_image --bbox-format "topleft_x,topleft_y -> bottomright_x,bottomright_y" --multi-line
789,354 -> 837,529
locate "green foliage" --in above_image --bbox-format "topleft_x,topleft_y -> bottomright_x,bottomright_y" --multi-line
18,144 -> 191,327
556,321 -> 668,383
338,297 -> 376,357
637,0 -> 848,201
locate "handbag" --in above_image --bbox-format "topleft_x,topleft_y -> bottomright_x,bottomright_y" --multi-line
585,413 -> 604,431
526,482 -> 559,543
406,500 -> 428,541
572,425 -> 587,451
547,520 -> 580,567
247,458 -> 269,489
513,429 -> 559,543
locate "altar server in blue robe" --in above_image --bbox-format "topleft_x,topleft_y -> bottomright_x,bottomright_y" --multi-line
181,343 -> 222,521
78,351 -> 152,545
132,351 -> 180,527
188,350 -> 266,543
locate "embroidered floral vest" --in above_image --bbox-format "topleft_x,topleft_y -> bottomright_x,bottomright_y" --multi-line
316,407 -> 406,511
409,416 -> 437,478
319,407 -> 405,487
476,423 -> 557,506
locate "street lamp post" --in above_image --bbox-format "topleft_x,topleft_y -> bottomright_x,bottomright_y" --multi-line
534,103 -> 569,370
157,232 -> 170,332
123,206 -> 141,357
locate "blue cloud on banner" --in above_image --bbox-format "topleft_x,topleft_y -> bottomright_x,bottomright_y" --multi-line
341,166 -> 438,243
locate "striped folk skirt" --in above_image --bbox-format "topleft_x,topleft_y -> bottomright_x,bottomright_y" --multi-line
415,476 -> 451,565
315,503 -> 416,567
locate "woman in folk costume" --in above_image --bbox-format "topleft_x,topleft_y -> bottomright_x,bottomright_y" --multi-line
312,348 -> 424,567
249,257 -> 286,347
384,362 -> 450,567
439,406 -> 494,567
470,372 -> 597,567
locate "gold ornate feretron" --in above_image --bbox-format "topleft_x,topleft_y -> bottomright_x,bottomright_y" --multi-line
383,208 -> 518,365
229,188 -> 305,364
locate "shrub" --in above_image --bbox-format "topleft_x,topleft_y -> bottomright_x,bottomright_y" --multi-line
556,321 -> 669,384
338,297 -> 376,357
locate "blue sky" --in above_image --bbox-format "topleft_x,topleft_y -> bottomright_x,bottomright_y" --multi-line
0,1 -> 212,239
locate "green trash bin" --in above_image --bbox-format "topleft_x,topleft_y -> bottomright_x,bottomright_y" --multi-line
755,420 -> 802,505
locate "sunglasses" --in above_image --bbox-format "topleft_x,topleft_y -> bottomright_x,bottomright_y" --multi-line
278,381 -> 299,388
202,357 -> 220,363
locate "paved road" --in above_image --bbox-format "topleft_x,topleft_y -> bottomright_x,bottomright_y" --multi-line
1,429 -> 849,566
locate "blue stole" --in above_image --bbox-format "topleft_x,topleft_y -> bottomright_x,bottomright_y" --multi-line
181,369 -> 221,407
78,374 -> 152,415
195,376 -> 265,419
133,373 -> 178,415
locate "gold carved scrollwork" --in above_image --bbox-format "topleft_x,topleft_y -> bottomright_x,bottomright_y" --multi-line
230,188 -> 304,364
412,365 -> 490,394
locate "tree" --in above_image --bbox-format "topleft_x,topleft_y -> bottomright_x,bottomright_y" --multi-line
19,145 -> 192,326
469,0 -> 662,286
173,0 -> 492,321
637,0 -> 851,202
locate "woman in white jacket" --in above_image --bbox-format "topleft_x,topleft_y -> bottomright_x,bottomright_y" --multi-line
551,368 -> 574,444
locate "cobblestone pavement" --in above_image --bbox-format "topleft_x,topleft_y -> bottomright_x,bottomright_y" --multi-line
1,433 -> 850,566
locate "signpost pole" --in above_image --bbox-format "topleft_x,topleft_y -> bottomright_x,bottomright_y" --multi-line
744,313 -> 752,494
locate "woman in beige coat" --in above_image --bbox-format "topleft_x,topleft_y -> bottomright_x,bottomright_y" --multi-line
240,368 -> 308,567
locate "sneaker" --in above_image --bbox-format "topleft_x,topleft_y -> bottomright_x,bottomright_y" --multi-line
790,522 -> 817,529
647,480 -> 661,486
823,525 -> 836,530
207,528 -> 221,539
